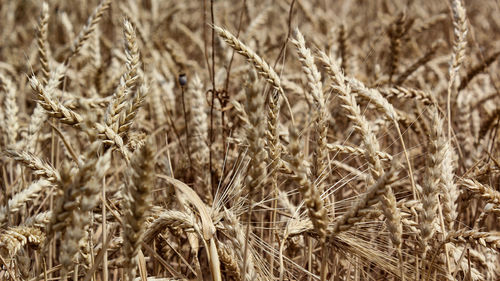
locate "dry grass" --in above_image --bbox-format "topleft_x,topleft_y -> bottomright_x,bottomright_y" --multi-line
1,0 -> 500,280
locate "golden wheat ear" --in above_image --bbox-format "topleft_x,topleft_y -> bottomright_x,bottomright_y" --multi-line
122,139 -> 155,281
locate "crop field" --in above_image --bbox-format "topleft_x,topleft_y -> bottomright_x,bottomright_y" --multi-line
0,0 -> 499,280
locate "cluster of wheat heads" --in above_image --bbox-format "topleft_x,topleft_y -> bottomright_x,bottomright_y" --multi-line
1,0 -> 500,280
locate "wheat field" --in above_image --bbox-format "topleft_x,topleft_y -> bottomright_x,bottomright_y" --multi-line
0,0 -> 499,280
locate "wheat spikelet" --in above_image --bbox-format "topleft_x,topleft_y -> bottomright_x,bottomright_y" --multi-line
331,58 -> 382,181
291,28 -> 324,107
59,11 -> 75,42
89,24 -> 102,76
79,150 -> 111,214
456,92 -> 475,165
122,19 -> 141,89
97,20 -> 142,162
265,89 -> 281,195
449,0 -> 468,78
150,71 -> 169,127
23,211 -> 52,227
118,81 -> 149,136
243,70 -> 267,199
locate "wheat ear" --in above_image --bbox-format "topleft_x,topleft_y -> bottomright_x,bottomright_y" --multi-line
329,55 -> 382,181
327,143 -> 393,161
440,143 -> 458,231
331,165 -> 399,235
214,25 -> 294,123
123,139 -> 155,281
462,179 -> 500,206
338,23 -> 349,75
143,210 -> 195,243
25,65 -> 66,152
379,86 -> 435,106
103,19 -> 140,127
214,25 -> 283,96
395,40 -> 442,85
388,12 -> 407,84
188,75 -> 211,201
37,2 -> 50,85
118,81 -> 149,136
332,69 -> 403,253
446,0 -> 468,138
0,179 -> 51,224
288,127 -> 328,242
1,73 -> 19,146
55,142 -> 104,278
29,75 -> 83,126
69,0 -> 111,59
292,29 -> 328,195
97,19 -> 142,161
0,227 -> 45,258
419,107 -> 446,257
223,209 -> 259,281
243,69 -> 267,199
458,51 -> 500,91
446,229 -> 500,251
5,149 -> 61,183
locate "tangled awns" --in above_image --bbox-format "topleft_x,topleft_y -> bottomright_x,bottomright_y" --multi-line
1,0 -> 500,280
